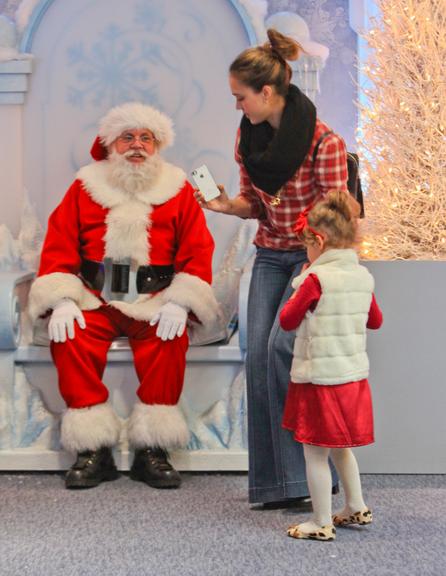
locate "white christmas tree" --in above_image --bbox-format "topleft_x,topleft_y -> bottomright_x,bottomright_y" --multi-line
359,0 -> 446,260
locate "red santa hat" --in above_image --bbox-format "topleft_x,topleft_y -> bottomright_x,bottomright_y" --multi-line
90,102 -> 175,160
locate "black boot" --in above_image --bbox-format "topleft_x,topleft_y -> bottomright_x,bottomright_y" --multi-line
65,447 -> 119,489
130,447 -> 181,489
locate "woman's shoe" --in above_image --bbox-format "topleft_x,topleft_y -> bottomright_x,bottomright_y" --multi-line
262,496 -> 311,510
287,523 -> 336,541
332,508 -> 373,526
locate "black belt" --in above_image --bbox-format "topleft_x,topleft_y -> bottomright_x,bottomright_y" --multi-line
80,259 -> 174,294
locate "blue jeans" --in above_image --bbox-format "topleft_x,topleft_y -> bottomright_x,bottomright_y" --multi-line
246,247 -> 337,504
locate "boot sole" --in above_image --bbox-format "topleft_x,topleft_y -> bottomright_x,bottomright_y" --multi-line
65,469 -> 120,489
129,470 -> 181,489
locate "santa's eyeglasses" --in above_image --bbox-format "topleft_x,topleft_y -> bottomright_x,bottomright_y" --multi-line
117,133 -> 157,145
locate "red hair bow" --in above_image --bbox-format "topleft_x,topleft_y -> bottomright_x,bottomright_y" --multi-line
293,204 -> 323,240
293,205 -> 313,237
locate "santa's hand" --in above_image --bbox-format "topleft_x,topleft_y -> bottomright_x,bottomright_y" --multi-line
48,298 -> 86,343
150,302 -> 188,341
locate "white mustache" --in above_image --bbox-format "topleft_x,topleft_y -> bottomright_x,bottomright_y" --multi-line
108,149 -> 162,194
124,150 -> 149,159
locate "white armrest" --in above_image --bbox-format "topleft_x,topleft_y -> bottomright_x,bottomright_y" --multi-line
0,270 -> 34,349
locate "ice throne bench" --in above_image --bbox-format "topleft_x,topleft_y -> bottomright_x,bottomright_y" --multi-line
0,261 -> 253,472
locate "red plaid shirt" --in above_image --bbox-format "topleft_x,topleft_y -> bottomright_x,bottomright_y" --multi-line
235,119 -> 348,250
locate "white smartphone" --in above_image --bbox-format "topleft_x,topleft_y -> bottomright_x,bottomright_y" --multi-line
191,164 -> 221,202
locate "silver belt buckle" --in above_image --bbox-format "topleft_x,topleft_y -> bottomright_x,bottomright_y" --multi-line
102,257 -> 138,303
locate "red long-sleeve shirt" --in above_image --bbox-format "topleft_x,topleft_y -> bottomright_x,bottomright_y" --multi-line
280,273 -> 383,332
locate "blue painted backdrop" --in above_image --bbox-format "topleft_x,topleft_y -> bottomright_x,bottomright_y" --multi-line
0,0 -> 358,457
1,0 -> 357,148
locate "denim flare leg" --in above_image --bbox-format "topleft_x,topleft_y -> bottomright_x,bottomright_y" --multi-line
246,247 -> 337,504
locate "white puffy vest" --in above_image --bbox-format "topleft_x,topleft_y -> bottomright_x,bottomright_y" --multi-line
290,249 -> 374,385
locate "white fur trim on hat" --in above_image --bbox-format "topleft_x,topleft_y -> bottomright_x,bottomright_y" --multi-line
127,402 -> 190,449
61,403 -> 121,453
98,102 -> 174,149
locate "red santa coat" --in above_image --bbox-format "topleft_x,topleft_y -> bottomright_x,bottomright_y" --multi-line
28,159 -> 218,452
29,160 -> 218,325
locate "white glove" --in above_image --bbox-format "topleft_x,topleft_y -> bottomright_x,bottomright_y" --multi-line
150,302 -> 188,341
48,298 -> 86,343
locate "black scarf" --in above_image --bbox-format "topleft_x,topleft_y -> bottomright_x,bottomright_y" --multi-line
238,84 -> 316,195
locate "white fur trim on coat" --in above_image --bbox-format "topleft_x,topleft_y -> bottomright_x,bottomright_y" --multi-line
28,272 -> 101,321
61,403 -> 121,453
104,202 -> 151,267
98,102 -> 174,149
109,272 -> 219,325
162,272 -> 219,325
77,160 -> 186,208
127,402 -> 189,449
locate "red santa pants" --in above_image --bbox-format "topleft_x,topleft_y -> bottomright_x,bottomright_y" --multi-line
50,305 -> 189,409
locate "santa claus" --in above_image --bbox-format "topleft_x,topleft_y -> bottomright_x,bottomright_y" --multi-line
28,102 -> 218,489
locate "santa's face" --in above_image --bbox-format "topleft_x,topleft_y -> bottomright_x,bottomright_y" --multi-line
112,128 -> 158,163
107,130 -> 162,194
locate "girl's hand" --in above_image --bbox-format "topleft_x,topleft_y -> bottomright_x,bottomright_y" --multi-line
301,262 -> 310,272
194,185 -> 232,214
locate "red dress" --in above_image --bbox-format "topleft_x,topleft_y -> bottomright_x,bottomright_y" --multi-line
280,273 -> 383,448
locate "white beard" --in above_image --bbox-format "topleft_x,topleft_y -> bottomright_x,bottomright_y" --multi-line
107,150 -> 163,195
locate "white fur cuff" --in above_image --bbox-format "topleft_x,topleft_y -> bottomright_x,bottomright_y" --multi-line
162,272 -> 219,326
61,403 -> 121,453
127,402 -> 189,449
28,272 -> 101,321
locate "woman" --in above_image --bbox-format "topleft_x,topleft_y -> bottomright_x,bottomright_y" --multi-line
196,29 -> 348,507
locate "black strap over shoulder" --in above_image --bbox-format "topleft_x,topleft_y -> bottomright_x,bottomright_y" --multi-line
312,131 -> 365,218
312,131 -> 334,164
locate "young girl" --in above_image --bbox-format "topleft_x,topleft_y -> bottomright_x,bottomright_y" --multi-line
279,191 -> 383,541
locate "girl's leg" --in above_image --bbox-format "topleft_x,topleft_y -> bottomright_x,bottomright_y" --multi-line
330,448 -> 372,525
302,444 -> 333,527
287,444 -> 336,540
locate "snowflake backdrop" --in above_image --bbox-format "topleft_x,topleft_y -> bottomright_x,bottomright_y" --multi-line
1,0 -> 356,148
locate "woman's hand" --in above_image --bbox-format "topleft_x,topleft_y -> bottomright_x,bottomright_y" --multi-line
194,185 -> 232,214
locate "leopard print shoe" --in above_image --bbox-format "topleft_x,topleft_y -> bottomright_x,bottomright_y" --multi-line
287,523 -> 336,541
332,508 -> 373,527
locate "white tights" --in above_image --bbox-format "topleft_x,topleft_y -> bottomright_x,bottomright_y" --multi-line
303,444 -> 367,527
